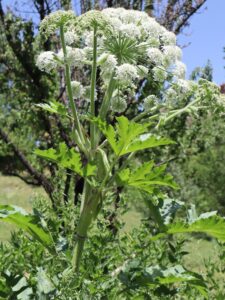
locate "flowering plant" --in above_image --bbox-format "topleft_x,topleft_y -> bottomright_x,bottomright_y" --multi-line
34,8 -> 225,271
1,9 -> 225,286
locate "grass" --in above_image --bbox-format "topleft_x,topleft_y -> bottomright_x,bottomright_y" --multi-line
0,175 -> 45,241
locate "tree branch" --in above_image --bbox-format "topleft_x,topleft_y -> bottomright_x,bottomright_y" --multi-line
174,0 -> 207,34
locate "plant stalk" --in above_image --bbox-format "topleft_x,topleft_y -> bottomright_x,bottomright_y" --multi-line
72,181 -> 101,271
60,25 -> 88,154
99,73 -> 116,120
90,26 -> 98,149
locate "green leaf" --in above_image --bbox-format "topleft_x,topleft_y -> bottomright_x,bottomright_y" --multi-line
17,288 -> 33,300
36,267 -> 55,295
0,205 -> 54,252
95,116 -> 174,156
12,277 -> 28,292
124,134 -> 174,155
159,198 -> 184,225
35,142 -> 95,177
116,161 -> 178,194
152,214 -> 225,242
36,100 -> 69,117
118,261 -> 207,297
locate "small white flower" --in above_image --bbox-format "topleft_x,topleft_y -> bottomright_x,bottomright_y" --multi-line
98,53 -> 118,70
57,47 -> 86,67
71,81 -> 84,98
161,30 -> 176,45
146,48 -> 164,65
36,51 -> 58,73
83,31 -> 93,47
111,96 -> 127,113
64,30 -> 78,45
176,79 -> 194,93
165,87 -> 177,102
119,23 -> 141,38
120,9 -> 148,24
115,63 -> 139,86
137,65 -> 149,78
109,18 -> 123,30
173,61 -> 186,79
143,95 -> 157,110
153,67 -> 167,82
68,47 -> 85,67
163,46 -> 182,65
141,19 -> 163,38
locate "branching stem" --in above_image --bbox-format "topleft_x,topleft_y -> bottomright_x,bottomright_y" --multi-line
60,25 -> 88,155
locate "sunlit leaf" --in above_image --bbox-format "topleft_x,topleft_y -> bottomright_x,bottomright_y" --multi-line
35,142 -> 96,177
152,214 -> 225,242
0,205 -> 54,252
95,116 -> 174,156
116,161 -> 178,194
36,100 -> 69,117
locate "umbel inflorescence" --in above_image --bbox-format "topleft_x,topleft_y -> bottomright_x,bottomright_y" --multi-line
35,8 -> 213,113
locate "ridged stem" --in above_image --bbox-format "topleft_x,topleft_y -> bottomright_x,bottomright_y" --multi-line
60,25 -> 88,154
90,26 -> 98,149
72,183 -> 101,271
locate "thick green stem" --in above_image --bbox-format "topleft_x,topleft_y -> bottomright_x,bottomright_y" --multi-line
72,182 -> 101,271
90,26 -> 98,149
60,25 -> 88,154
95,74 -> 116,145
99,73 -> 116,120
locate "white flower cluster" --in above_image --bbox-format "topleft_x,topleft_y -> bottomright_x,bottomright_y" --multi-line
71,81 -> 84,98
143,95 -> 158,110
164,80 -> 197,108
37,8 -> 196,113
64,29 -> 78,45
98,53 -> 118,81
115,63 -> 139,86
36,51 -> 57,73
147,48 -> 164,65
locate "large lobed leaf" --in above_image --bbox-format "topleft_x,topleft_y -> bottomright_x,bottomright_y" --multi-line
35,142 -> 96,177
116,161 -> 178,194
95,116 -> 174,156
118,260 -> 207,297
36,100 -> 69,117
0,205 -> 54,252
152,214 -> 225,242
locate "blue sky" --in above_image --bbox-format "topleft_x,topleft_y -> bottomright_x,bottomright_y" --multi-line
3,0 -> 225,84
178,0 -> 225,84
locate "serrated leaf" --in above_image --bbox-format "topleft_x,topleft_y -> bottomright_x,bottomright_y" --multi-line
152,214 -> 225,242
35,142 -> 95,177
95,116 -> 174,156
0,205 -> 54,252
118,261 -> 207,297
123,135 -> 175,155
116,161 -> 178,194
36,100 -> 68,117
